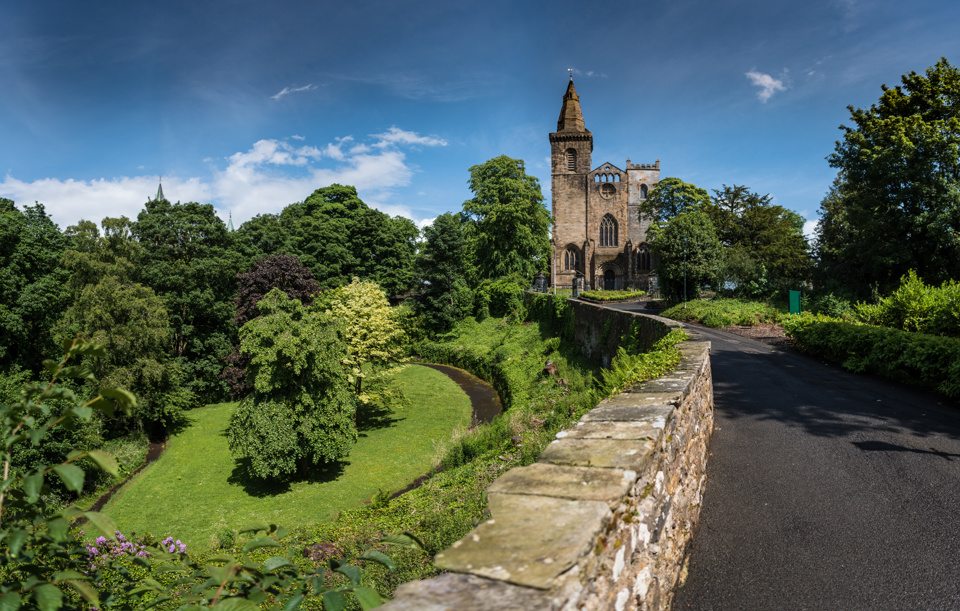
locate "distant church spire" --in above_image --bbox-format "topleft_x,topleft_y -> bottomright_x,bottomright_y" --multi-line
152,174 -> 166,202
556,76 -> 587,133
227,211 -> 235,232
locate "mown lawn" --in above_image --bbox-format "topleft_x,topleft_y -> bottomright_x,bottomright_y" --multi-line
102,365 -> 472,549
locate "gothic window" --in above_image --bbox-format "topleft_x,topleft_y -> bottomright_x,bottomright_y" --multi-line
594,174 -> 600,182
637,245 -> 651,271
564,246 -> 580,271
614,174 -> 620,182
640,184 -> 648,198
566,149 -> 577,172
599,214 -> 618,247
600,182 -> 616,199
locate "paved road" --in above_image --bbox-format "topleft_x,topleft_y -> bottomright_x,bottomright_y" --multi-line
607,303 -> 960,610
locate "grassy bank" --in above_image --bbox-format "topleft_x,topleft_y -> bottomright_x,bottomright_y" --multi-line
103,364 -> 472,549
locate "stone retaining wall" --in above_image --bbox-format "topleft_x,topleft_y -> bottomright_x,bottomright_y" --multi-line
382,301 -> 713,611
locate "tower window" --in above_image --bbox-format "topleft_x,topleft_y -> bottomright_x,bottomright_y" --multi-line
565,149 -> 577,172
640,184 -> 648,198
599,214 -> 618,247
564,246 -> 580,271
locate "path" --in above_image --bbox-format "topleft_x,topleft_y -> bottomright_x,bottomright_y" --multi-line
605,302 -> 960,610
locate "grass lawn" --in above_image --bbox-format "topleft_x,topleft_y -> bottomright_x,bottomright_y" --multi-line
102,365 -> 473,550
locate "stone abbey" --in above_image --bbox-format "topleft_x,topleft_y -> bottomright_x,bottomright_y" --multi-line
550,78 -> 660,291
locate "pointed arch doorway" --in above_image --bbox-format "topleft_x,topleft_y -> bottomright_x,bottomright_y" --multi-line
603,269 -> 616,290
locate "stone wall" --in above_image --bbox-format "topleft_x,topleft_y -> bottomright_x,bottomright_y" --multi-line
382,301 -> 713,611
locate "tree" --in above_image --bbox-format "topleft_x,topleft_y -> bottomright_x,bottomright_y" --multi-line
132,199 -> 242,403
415,213 -> 472,333
222,254 -> 321,398
823,58 -> 960,297
701,184 -> 811,293
320,279 -> 406,397
0,200 -> 71,370
54,275 -> 191,438
227,289 -> 356,480
650,211 -> 725,302
640,177 -> 711,230
461,155 -> 551,282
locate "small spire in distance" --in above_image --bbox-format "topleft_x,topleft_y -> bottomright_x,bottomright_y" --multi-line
227,211 -> 235,232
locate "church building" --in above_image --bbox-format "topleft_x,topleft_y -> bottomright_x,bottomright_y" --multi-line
550,78 -> 660,291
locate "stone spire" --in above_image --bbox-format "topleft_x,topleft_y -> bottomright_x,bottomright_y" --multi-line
155,181 -> 165,202
556,77 -> 587,133
227,212 -> 235,232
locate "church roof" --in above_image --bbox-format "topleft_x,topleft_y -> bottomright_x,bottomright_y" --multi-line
556,77 -> 587,133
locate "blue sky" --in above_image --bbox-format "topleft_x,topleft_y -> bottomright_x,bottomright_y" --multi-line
3,0 -> 959,237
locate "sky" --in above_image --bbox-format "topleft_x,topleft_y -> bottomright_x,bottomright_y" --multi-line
3,0 -> 960,238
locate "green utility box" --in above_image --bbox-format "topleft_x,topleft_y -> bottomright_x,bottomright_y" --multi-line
789,290 -> 802,314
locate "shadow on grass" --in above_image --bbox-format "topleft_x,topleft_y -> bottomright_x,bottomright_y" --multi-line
356,402 -> 404,434
227,458 -> 349,497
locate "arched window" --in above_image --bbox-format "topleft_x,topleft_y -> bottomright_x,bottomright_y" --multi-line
599,214 -> 618,247
637,246 -> 651,271
594,174 -> 600,182
614,174 -> 620,183
640,184 -> 648,198
564,246 -> 580,271
565,149 -> 577,172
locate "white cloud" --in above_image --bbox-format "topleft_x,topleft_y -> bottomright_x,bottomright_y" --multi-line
270,84 -> 317,101
0,129 -> 444,230
290,134 -> 305,141
803,219 -> 819,241
371,127 -> 447,149
571,68 -> 608,78
746,70 -> 787,103
416,216 -> 437,230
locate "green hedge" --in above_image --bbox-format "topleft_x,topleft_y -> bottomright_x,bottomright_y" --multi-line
579,289 -> 646,302
783,315 -> 960,397
662,298 -> 781,327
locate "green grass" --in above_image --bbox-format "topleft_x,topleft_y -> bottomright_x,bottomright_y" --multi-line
661,297 -> 784,327
102,365 -> 472,550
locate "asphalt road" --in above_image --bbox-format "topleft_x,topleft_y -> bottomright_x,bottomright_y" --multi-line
606,303 -> 960,610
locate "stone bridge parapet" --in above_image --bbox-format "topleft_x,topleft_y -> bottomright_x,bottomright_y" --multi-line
382,299 -> 713,610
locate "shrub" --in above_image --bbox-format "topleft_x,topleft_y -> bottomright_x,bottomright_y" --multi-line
783,314 -> 960,397
579,289 -> 646,302
661,298 -> 781,327
852,270 -> 960,337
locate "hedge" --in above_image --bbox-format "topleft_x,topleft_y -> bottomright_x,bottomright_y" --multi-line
783,316 -> 960,398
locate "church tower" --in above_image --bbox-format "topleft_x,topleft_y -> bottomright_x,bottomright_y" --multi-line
550,78 -> 593,287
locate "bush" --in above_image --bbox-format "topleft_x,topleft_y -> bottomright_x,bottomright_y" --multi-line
852,270 -> 960,337
579,289 -> 646,302
661,298 -> 782,327
783,314 -> 960,397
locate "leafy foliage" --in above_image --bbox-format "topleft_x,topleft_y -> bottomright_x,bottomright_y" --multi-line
228,289 -> 356,480
821,58 -> 960,298
702,184 -> 810,293
222,254 -> 321,398
414,213 -> 472,334
578,289 -> 646,302
461,156 -> 551,282
783,315 -> 960,398
600,330 -> 687,397
852,270 -> 960,337
639,177 -> 711,228
661,298 -> 783,327
649,211 -> 725,302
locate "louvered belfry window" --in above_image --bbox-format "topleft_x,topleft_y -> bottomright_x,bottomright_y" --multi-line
566,149 -> 577,172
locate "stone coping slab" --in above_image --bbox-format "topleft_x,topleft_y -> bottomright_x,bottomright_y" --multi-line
558,420 -> 660,440
580,403 -> 674,423
387,572 -> 551,611
538,437 -> 655,471
487,462 -> 635,507
434,493 -> 610,589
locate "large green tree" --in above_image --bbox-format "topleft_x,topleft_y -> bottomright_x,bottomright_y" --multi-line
701,184 -> 811,293
461,155 -> 551,282
650,211 -> 725,302
823,58 -> 960,297
0,200 -> 71,370
415,212 -> 473,333
227,289 -> 356,480
640,177 -> 711,230
132,198 -> 242,402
